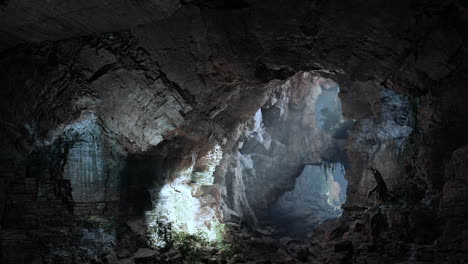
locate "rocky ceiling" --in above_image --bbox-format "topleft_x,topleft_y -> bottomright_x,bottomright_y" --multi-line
1,0 -> 468,263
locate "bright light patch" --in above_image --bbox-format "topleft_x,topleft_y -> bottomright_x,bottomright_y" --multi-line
191,144 -> 223,185
322,163 -> 346,210
146,144 -> 225,247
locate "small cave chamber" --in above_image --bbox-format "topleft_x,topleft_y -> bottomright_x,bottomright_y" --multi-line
269,163 -> 347,237
250,75 -> 352,238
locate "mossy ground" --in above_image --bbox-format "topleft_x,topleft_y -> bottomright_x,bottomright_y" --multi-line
147,220 -> 237,262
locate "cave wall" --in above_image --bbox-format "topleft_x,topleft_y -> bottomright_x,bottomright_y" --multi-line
342,82 -> 414,207
0,0 -> 467,263
0,33 -> 184,263
0,29 -> 272,263
0,0 -> 181,50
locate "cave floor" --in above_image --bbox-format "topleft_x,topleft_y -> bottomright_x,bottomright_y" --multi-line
140,226 -> 314,264
108,202 -> 447,264
122,221 -> 328,264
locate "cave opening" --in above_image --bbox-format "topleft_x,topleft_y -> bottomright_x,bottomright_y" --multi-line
269,163 -> 347,238
0,1 -> 467,262
134,73 -> 354,252
238,74 -> 352,239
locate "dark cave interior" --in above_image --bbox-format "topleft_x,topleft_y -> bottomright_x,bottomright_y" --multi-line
1,1 -> 468,264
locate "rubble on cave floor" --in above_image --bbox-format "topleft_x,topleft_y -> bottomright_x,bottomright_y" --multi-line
225,224 -> 315,264
73,198 -> 452,264
101,223 -> 320,264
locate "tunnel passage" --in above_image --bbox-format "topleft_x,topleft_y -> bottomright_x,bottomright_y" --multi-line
266,77 -> 351,237
139,73 -> 354,246
229,72 -> 353,237
270,163 -> 347,237
315,81 -> 354,140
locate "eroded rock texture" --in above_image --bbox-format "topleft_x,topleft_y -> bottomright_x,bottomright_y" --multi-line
223,73 -> 341,222
0,0 -> 467,263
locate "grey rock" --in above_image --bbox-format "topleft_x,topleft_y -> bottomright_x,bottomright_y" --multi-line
133,248 -> 157,259
117,258 -> 135,264
0,1 -> 467,263
126,219 -> 146,236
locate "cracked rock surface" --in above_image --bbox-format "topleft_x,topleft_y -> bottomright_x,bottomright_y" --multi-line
0,0 -> 468,263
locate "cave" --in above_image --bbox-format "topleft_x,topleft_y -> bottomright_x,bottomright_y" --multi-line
238,76 -> 351,238
1,1 -> 468,264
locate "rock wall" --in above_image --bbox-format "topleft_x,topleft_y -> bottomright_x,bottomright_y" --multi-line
0,29 -> 272,263
0,33 -> 176,263
0,0 -> 467,263
342,83 -> 413,208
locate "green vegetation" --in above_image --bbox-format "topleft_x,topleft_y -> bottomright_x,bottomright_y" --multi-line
146,219 -> 236,261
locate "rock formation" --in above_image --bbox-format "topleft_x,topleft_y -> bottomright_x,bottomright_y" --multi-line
0,0 -> 467,263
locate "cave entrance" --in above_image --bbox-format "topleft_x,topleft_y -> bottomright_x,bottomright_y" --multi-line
246,74 -> 352,238
269,162 -> 347,237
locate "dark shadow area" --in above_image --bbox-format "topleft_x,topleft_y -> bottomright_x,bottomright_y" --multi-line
192,0 -> 251,10
118,155 -> 164,220
115,152 -> 168,254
